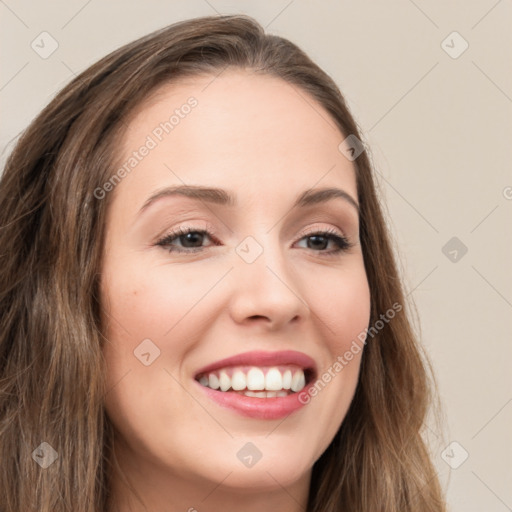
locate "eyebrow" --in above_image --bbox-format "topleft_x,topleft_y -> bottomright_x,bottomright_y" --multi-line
138,185 -> 359,215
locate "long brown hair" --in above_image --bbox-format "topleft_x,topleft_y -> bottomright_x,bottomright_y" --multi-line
0,14 -> 446,512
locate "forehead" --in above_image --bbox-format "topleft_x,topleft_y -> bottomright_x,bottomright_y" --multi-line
113,69 -> 357,211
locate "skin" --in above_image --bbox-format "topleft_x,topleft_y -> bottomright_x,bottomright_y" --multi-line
100,70 -> 371,512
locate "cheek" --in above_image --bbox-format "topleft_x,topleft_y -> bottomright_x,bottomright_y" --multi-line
99,258 -> 228,404
101,260 -> 218,342
310,263 -> 371,354
99,263 -> 209,447
292,263 -> 370,461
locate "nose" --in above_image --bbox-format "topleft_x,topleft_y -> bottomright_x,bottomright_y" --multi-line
228,238 -> 310,330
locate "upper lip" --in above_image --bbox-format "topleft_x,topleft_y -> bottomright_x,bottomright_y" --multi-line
194,350 -> 317,379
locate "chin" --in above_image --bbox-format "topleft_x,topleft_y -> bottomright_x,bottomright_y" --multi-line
195,441 -> 315,489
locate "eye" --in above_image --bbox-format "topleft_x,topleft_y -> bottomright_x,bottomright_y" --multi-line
155,225 -> 354,255
155,227 -> 216,253
294,227 -> 354,256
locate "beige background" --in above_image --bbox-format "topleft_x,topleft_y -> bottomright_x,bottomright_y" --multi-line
1,1 -> 511,510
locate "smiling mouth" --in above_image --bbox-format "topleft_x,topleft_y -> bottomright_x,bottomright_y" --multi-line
195,365 -> 315,398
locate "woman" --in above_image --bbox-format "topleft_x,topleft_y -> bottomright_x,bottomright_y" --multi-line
0,14 -> 446,512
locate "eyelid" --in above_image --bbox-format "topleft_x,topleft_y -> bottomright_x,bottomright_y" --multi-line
154,221 -> 349,243
155,221 -> 354,257
157,221 -> 348,245
153,220 -> 217,244
295,223 -> 347,241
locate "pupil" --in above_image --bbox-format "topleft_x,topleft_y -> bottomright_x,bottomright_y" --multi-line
182,232 -> 203,247
309,235 -> 327,250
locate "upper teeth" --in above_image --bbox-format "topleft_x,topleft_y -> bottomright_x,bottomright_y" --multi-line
197,366 -> 307,393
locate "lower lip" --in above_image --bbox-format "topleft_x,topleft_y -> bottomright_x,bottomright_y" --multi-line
195,381 -> 313,420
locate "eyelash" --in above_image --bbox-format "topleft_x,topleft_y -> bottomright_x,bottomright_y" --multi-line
155,226 -> 354,257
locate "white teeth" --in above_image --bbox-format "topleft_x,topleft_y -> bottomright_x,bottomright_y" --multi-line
243,391 -> 288,398
198,366 -> 308,394
244,391 -> 267,398
219,370 -> 231,392
291,371 -> 306,392
265,367 -> 283,391
282,370 -> 292,389
208,374 -> 220,390
246,368 -> 265,390
231,370 -> 246,391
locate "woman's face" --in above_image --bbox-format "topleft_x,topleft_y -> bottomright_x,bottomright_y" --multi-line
100,70 -> 371,503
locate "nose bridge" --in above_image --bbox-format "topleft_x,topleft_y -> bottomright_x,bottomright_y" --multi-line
229,231 -> 310,326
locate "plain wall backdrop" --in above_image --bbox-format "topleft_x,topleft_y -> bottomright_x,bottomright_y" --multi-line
1,1 -> 511,510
